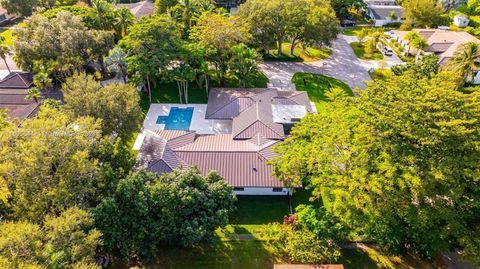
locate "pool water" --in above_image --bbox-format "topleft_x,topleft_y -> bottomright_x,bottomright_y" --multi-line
156,107 -> 194,130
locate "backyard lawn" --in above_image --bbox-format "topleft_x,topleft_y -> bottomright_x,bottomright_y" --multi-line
291,72 -> 354,111
342,26 -> 367,36
350,42 -> 384,60
266,43 -> 331,62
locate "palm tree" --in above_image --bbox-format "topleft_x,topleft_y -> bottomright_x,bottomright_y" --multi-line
33,72 -> 53,91
448,42 -> 480,83
115,7 -> 135,38
26,87 -> 42,103
92,0 -> 115,30
228,44 -> 261,87
405,31 -> 428,57
0,44 -> 12,73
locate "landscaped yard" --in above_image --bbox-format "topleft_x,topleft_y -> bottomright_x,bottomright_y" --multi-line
110,193 -> 437,269
291,72 -> 354,111
342,26 -> 368,36
369,68 -> 393,80
265,43 -> 331,62
139,71 -> 269,116
350,42 -> 384,60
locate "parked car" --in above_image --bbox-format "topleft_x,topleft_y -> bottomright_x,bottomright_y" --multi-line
341,20 -> 356,27
382,47 -> 393,56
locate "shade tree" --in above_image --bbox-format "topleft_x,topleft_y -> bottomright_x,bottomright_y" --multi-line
272,70 -> 480,258
94,168 -> 236,262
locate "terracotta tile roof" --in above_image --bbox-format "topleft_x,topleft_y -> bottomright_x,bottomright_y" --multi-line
114,0 -> 155,18
0,72 -> 34,89
205,88 -> 269,119
232,102 -> 285,140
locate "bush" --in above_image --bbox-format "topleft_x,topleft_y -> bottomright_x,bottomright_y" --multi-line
383,22 -> 403,28
284,228 -> 341,264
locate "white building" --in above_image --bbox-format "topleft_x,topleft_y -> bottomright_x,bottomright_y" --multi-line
365,0 -> 405,27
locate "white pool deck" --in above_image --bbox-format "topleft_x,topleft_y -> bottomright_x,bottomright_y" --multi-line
133,104 -> 232,150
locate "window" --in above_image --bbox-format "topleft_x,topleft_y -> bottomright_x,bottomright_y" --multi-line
272,188 -> 283,192
234,187 -> 244,191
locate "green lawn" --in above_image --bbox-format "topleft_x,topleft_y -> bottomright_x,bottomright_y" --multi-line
0,29 -> 13,46
265,43 -> 332,62
342,26 -> 368,36
291,72 -> 354,111
350,42 -> 384,60
369,68 -> 393,80
139,71 -> 269,116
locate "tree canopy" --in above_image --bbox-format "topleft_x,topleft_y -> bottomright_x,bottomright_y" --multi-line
62,72 -> 141,138
94,168 -> 236,261
401,0 -> 445,29
272,71 -> 480,258
13,11 -> 114,80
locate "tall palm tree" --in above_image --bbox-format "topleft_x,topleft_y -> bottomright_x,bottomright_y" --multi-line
92,0 -> 115,30
448,42 -> 480,83
115,7 -> 135,38
0,44 -> 12,73
26,87 -> 42,103
105,47 -> 129,83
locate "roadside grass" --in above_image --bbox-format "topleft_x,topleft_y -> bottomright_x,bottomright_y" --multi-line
139,71 -> 268,117
342,26 -> 368,36
350,42 -> 384,60
369,68 -> 393,80
291,72 -> 353,112
265,43 -> 331,62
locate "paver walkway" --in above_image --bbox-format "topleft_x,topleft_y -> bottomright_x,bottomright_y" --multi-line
260,35 -> 371,90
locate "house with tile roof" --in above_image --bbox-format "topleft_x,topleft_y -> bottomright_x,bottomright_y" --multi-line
391,29 -> 480,83
0,72 -> 39,120
135,88 -> 314,195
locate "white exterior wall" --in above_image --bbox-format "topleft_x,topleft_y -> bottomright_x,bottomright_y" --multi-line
373,17 -> 403,27
473,71 -> 480,84
234,187 -> 291,196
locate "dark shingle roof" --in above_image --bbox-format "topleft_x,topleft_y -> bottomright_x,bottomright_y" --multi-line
0,72 -> 34,89
368,5 -> 404,20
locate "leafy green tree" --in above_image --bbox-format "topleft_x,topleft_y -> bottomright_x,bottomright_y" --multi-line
448,41 -> 480,83
43,207 -> 102,268
13,11 -> 114,80
91,0 -> 115,31
62,72 -> 141,138
0,222 -> 44,268
42,5 -> 97,29
0,208 -> 101,269
120,15 -> 181,102
0,0 -> 52,17
94,168 -> 236,261
287,0 -> 340,54
179,42 -> 209,93
237,0 -> 291,54
272,71 -> 480,258
391,54 -> 439,78
228,43 -> 261,87
405,31 -> 428,58
402,0 -> 445,29
458,0 -> 480,15
191,11 -> 251,85
331,0 -> 366,19
0,108 -> 113,221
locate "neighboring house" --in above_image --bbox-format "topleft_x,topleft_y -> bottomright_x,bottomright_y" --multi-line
135,88 -> 314,195
0,72 -> 39,121
453,15 -> 470,28
0,5 -> 16,25
365,0 -> 404,27
391,28 -> 480,83
114,0 -> 155,19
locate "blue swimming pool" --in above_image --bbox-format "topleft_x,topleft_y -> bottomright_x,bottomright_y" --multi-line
156,107 -> 194,130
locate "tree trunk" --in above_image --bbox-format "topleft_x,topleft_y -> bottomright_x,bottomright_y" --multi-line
3,57 -> 10,73
205,74 -> 209,98
122,74 -> 127,84
184,81 -> 189,104
290,38 -> 298,55
177,80 -> 183,104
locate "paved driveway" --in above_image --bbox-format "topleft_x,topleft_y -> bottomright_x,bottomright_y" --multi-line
260,35 -> 371,90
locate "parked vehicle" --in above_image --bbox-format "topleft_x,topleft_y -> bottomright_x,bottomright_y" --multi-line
341,20 -> 356,27
382,47 -> 393,56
